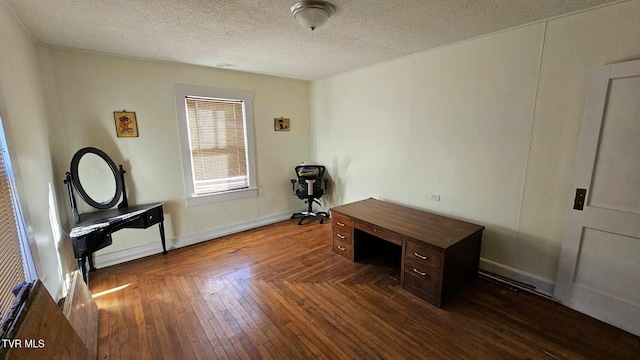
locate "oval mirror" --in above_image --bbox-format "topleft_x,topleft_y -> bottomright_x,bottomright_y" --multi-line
70,147 -> 123,209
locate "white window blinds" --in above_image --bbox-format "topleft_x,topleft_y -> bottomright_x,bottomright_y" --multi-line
185,97 -> 249,195
0,147 -> 25,317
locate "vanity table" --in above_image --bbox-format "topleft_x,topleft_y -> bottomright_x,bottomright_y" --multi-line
64,147 -> 167,283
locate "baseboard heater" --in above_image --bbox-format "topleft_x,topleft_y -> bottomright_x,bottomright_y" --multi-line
478,270 -> 555,301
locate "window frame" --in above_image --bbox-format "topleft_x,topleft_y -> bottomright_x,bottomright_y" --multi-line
174,85 -> 257,206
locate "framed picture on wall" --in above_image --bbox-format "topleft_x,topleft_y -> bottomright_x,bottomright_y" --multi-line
113,110 -> 139,137
274,117 -> 290,131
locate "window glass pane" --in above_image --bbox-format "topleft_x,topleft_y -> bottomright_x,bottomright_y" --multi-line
185,97 -> 249,195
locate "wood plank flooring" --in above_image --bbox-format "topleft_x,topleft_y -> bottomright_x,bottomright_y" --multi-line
90,220 -> 640,359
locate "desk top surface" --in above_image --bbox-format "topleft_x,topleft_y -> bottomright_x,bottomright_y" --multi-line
70,202 -> 163,237
331,198 -> 484,249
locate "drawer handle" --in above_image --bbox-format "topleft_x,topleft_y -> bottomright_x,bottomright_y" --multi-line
337,234 -> 346,239
413,268 -> 427,276
414,252 -> 428,260
337,245 -> 346,251
336,221 -> 345,227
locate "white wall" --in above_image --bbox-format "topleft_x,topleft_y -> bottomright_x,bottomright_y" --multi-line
40,48 -> 312,263
312,0 -> 640,292
0,1 -> 74,298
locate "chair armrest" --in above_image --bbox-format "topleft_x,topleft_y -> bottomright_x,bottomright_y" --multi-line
290,179 -> 297,194
323,178 -> 328,191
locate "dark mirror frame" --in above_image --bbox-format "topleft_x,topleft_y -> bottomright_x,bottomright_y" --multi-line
69,147 -> 123,210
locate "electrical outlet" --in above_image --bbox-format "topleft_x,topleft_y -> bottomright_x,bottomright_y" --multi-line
430,194 -> 440,201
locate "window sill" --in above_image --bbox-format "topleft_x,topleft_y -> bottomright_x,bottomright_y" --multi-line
185,188 -> 258,207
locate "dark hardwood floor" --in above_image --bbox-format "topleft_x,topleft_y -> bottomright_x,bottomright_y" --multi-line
90,220 -> 640,359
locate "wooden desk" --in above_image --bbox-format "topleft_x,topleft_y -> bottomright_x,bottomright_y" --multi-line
330,198 -> 485,307
70,202 -> 166,283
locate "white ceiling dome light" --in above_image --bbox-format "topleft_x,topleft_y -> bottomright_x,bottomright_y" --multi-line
290,1 -> 335,31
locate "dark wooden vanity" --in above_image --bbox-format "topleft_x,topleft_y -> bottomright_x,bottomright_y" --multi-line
65,147 -> 167,283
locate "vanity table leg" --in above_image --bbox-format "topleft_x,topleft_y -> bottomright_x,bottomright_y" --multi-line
88,253 -> 97,272
159,221 -> 167,254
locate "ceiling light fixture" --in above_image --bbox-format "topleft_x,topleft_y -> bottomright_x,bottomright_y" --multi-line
290,1 -> 335,31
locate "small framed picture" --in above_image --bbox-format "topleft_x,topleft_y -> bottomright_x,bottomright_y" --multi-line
113,110 -> 139,137
274,117 -> 290,131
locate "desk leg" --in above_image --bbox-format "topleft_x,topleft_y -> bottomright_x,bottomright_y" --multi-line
78,257 -> 88,284
159,221 -> 167,254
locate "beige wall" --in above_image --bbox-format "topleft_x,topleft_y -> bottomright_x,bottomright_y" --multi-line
312,1 -> 640,290
0,1 -> 74,298
41,48 -> 312,256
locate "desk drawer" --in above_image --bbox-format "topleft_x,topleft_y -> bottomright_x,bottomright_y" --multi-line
405,241 -> 442,270
332,238 -> 353,260
143,206 -> 164,227
332,212 -> 353,230
355,221 -> 403,246
403,270 -> 439,305
333,228 -> 352,245
404,258 -> 440,286
403,260 -> 440,305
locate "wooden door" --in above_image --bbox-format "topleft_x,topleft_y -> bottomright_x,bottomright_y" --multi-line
555,60 -> 640,336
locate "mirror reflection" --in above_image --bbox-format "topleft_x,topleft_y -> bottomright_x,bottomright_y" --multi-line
77,153 -> 117,204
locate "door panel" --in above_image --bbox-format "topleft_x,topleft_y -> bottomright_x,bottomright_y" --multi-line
590,76 -> 640,213
555,59 -> 640,336
574,228 -> 640,302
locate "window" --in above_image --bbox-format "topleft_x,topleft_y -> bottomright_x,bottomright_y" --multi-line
0,116 -> 35,316
174,85 -> 257,206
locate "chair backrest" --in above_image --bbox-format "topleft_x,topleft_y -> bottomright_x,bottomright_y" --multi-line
294,165 -> 325,198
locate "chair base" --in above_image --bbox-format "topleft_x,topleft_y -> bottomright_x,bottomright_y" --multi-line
291,210 -> 330,225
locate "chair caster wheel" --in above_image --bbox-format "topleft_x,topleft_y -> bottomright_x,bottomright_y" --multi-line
320,218 -> 324,224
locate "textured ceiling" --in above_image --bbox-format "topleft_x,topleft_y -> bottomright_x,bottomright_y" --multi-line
6,0 -> 621,80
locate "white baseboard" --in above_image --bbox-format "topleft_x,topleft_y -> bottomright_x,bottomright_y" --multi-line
93,210 -> 299,269
479,258 -> 555,297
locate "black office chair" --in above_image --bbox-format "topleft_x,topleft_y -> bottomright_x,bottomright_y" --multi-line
290,165 -> 329,225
